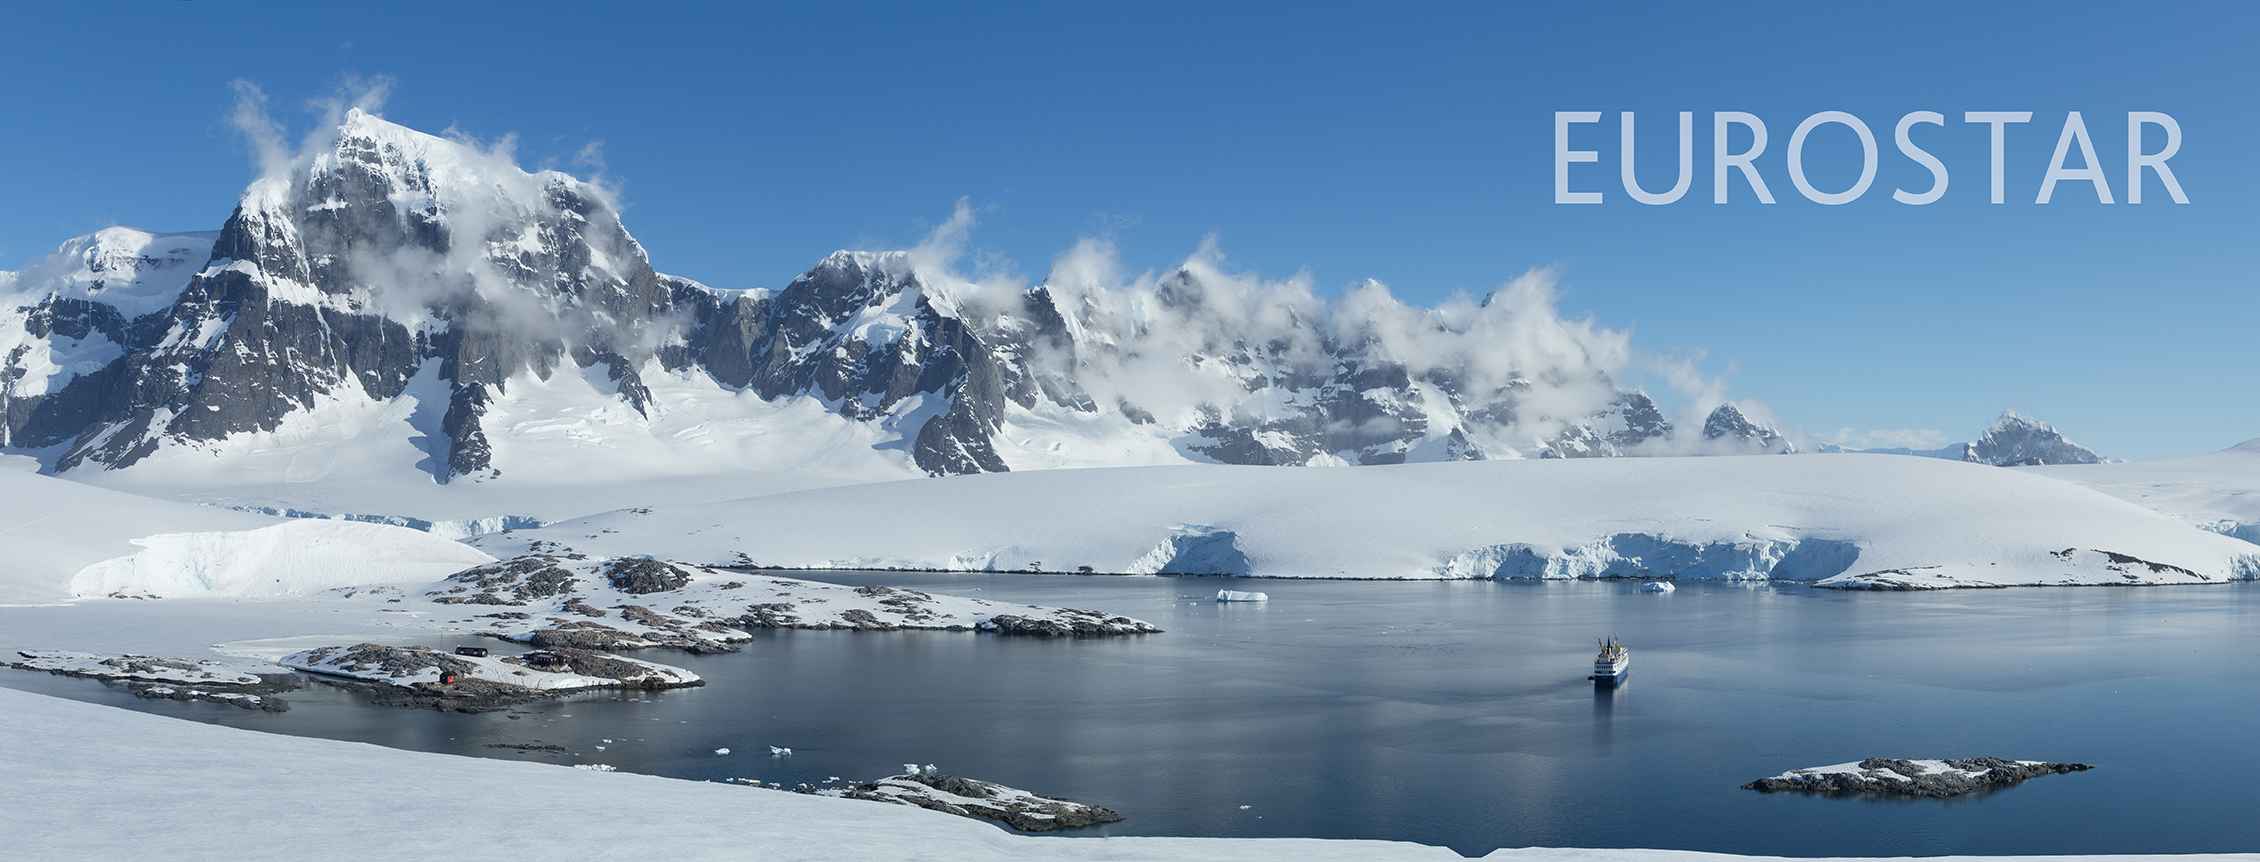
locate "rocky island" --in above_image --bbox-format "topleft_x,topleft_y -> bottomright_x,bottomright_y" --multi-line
802,771 -> 1124,832
426,551 -> 1162,653
280,643 -> 701,712
1743,757 -> 2093,797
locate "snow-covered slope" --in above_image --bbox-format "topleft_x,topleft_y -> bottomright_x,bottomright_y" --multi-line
2025,437 -> 2260,544
470,455 -> 2260,588
0,456 -> 491,602
67,519 -> 493,599
0,458 -> 278,602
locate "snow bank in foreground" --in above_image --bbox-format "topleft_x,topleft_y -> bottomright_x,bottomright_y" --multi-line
0,688 -> 2231,862
67,520 -> 495,599
475,455 -> 2260,588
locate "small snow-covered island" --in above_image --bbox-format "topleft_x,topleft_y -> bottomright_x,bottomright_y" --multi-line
1743,758 -> 2095,797
0,104 -> 2254,860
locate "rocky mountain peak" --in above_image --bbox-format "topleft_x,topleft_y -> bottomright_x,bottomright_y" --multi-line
1702,403 -> 1795,454
1964,409 -> 2101,466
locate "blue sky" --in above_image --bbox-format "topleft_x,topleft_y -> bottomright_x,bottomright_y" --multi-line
0,2 -> 2252,459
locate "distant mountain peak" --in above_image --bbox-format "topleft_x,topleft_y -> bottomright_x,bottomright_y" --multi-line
1964,409 -> 2101,466
1702,403 -> 1795,454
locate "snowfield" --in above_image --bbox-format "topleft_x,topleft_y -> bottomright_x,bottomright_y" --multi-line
472,454 -> 2260,589
68,519 -> 496,599
5,686 -> 2248,862
2028,438 -> 2260,544
0,459 -> 493,602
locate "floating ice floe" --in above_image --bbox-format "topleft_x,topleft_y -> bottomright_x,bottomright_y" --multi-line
1641,582 -> 1675,593
715,748 -> 731,755
1216,590 -> 1268,602
769,746 -> 792,756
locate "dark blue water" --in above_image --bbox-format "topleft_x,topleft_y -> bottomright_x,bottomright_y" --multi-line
10,576 -> 2259,857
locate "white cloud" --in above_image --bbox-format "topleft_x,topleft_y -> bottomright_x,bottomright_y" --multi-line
1818,427 -> 1951,450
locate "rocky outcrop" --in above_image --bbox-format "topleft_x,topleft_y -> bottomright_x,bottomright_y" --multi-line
979,611 -> 1160,638
6,649 -> 298,711
830,773 -> 1123,832
281,643 -> 701,712
604,558 -> 693,594
1743,757 -> 2091,796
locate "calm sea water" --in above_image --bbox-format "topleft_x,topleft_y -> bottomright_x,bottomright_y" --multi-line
10,575 -> 2260,857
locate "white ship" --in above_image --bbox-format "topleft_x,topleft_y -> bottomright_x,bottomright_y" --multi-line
1589,636 -> 1629,686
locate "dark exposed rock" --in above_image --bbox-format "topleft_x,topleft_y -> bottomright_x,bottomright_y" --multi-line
1742,757 -> 2092,796
560,598 -> 607,617
738,603 -> 801,628
429,555 -> 580,605
605,557 -> 693,594
521,626 -> 640,650
837,608 -> 897,630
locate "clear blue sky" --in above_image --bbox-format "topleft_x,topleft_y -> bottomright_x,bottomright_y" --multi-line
1,2 -> 2252,459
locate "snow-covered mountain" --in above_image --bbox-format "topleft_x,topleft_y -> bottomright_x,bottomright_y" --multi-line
0,110 -> 1783,492
1959,409 -> 2102,466
1837,410 -> 2102,466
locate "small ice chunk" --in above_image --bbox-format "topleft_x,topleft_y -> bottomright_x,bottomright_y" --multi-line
715,748 -> 731,755
1641,582 -> 1675,593
770,746 -> 792,756
923,764 -> 937,774
1216,590 -> 1268,602
903,763 -> 919,774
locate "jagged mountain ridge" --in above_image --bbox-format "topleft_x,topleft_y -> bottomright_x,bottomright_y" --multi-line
0,110 -> 1779,482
